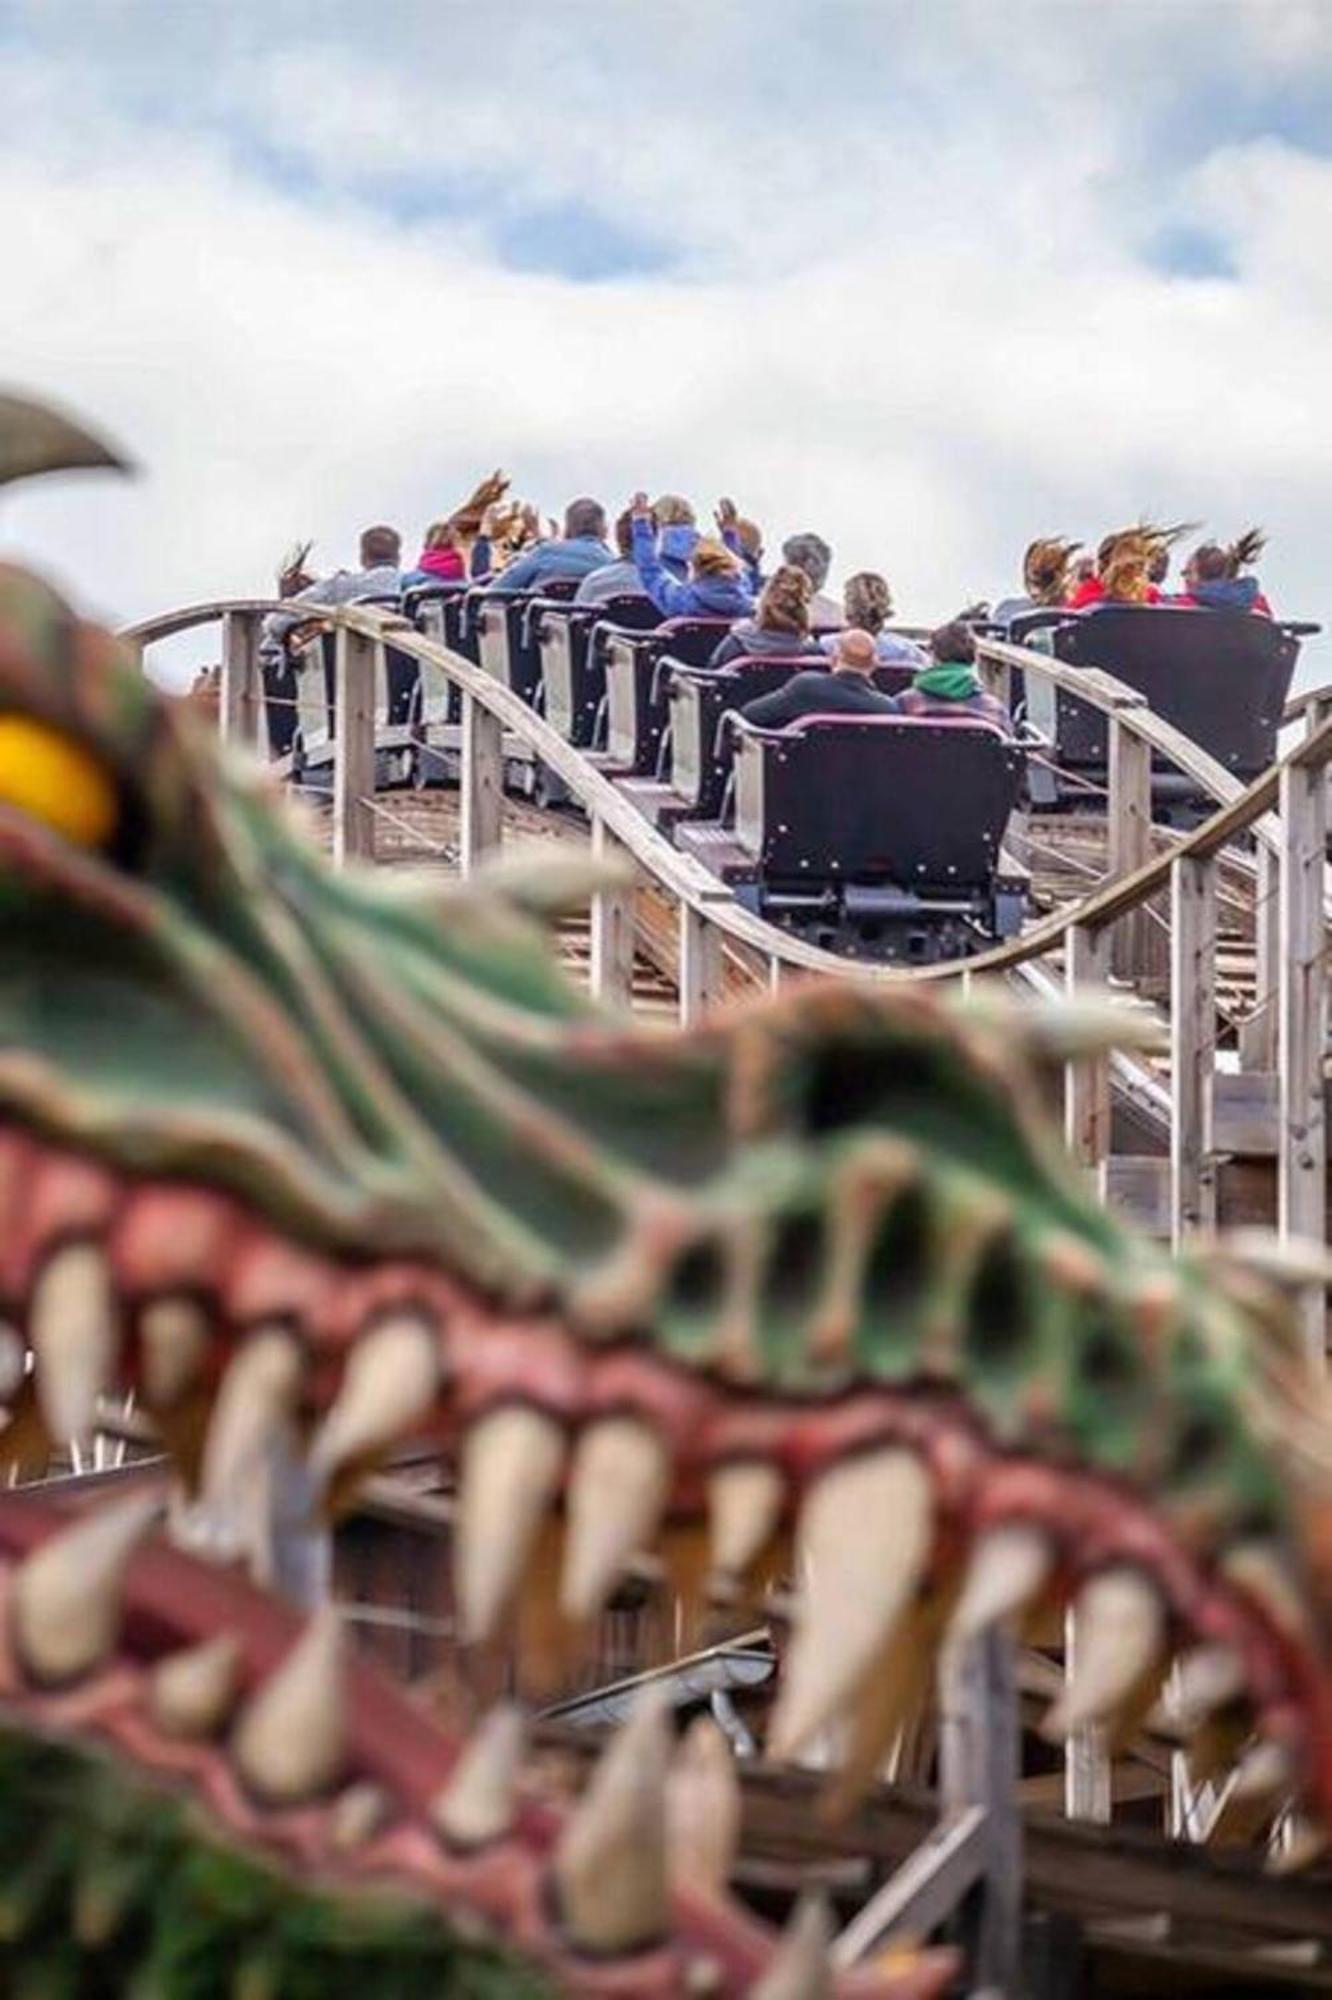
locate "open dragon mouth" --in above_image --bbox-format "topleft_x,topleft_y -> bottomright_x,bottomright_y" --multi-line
0,404 -> 1331,1990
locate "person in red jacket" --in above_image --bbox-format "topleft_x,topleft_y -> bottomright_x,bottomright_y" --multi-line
1067,524 -> 1187,610
1177,529 -> 1273,616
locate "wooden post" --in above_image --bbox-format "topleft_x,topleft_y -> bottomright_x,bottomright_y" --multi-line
1278,748 -> 1329,1367
1064,1605 -> 1112,1823
679,905 -> 723,1027
333,626 -> 376,866
1170,853 -> 1217,1245
220,609 -> 262,749
1240,842 -> 1279,1071
1064,921 -> 1110,1188
940,1631 -> 1023,1993
1106,719 -> 1154,983
589,818 -> 634,1006
460,690 -> 503,878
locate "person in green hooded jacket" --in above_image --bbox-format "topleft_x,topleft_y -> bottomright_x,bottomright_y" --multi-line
896,619 -> 1012,733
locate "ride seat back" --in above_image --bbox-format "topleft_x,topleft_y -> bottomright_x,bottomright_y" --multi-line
604,619 -> 731,771
1050,607 -> 1302,781
733,713 -> 1024,883
540,597 -> 658,745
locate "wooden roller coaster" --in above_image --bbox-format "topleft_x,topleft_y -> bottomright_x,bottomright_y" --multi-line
95,592 -> 1332,1995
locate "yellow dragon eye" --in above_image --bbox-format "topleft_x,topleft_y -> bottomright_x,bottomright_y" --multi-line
0,715 -> 119,849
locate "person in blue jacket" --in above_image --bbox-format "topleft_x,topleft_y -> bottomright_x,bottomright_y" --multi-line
488,497 -> 612,594
628,493 -> 754,619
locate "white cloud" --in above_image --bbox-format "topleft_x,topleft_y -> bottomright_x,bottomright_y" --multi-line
0,0 -> 1328,693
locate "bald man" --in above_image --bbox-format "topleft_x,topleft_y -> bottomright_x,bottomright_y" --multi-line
738,625 -> 900,729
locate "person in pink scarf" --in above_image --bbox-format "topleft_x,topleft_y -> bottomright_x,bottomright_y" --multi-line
405,520 -> 466,587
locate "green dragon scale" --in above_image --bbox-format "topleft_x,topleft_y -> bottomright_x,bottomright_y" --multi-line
0,399 -> 1328,1993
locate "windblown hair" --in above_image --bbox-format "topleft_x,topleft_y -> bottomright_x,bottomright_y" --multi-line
423,521 -> 459,552
755,565 -> 813,637
276,541 -> 315,599
1022,537 -> 1080,606
1096,521 -> 1194,604
692,537 -> 741,580
1191,526 -> 1268,582
843,571 -> 894,634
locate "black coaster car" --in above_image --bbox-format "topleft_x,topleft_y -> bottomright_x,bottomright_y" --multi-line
729,711 -> 1027,963
1011,605 -> 1315,823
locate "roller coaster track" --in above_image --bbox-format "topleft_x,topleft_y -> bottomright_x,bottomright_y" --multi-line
126,600 -> 1332,1356
94,605 -> 1332,1989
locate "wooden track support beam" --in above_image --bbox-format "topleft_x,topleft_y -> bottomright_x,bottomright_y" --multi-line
333,627 -> 377,866
1278,746 -> 1329,1366
460,689 -> 503,877
1170,853 -> 1217,1244
589,818 -> 635,1006
220,608 -> 263,750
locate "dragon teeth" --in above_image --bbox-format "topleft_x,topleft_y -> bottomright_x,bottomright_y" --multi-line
455,1404 -> 565,1644
30,1241 -> 118,1443
1043,1568 -> 1165,1739
232,1604 -> 348,1805
1157,1643 -> 1247,1734
949,1523 -> 1053,1644
750,1892 -> 835,2000
200,1326 -> 303,1518
137,1295 -> 210,1411
767,1448 -> 932,1761
149,1632 -> 241,1739
330,1781 -> 390,1851
1268,1815 -> 1328,1874
432,1701 -> 526,1849
667,1715 -> 740,1896
13,1493 -> 160,1684
707,1458 -> 784,1583
554,1686 -> 670,1955
560,1416 -> 669,1623
306,1311 -> 440,1493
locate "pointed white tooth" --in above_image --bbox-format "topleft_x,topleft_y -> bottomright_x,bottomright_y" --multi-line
1231,1739 -> 1295,1804
138,1295 -> 210,1411
232,1604 -> 348,1805
767,1449 -> 932,1760
708,1459 -> 784,1580
149,1633 -> 241,1739
13,1492 -> 160,1684
455,1405 -> 565,1643
0,1324 -> 26,1402
560,1417 -> 670,1623
330,1781 -> 390,1851
200,1327 -> 303,1513
1167,1644 -> 1247,1731
667,1716 -> 740,1896
307,1312 -> 440,1491
31,1242 -> 118,1443
949,1523 -> 1053,1644
1042,1568 -> 1165,1739
750,1892 -> 834,2000
554,1686 -> 670,1954
432,1701 -> 526,1849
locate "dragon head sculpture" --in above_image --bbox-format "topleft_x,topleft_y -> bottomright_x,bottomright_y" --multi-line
0,396 -> 1329,1991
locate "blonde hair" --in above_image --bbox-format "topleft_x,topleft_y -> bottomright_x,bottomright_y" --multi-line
843,571 -> 893,633
756,565 -> 813,636
692,537 -> 740,580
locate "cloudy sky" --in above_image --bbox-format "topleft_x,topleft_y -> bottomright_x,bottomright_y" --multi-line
2,0 -> 1330,684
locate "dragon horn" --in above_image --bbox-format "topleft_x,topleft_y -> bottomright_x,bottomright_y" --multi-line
0,390 -> 132,488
